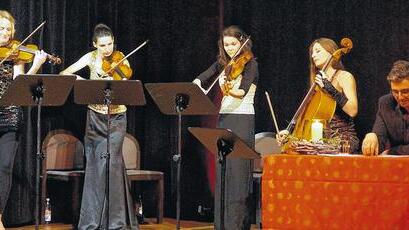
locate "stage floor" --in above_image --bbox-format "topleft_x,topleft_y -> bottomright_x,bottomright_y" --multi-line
7,218 -> 259,229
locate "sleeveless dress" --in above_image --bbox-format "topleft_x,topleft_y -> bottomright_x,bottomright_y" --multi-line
323,72 -> 359,154
325,106 -> 360,153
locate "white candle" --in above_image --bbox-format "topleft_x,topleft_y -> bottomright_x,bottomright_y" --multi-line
311,119 -> 323,142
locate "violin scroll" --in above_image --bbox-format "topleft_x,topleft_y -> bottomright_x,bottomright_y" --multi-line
46,53 -> 62,65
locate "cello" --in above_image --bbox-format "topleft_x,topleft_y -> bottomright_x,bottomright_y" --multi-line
285,38 -> 353,145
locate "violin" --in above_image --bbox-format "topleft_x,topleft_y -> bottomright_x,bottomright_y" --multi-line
0,40 -> 61,65
221,50 -> 253,96
225,50 -> 253,81
102,50 -> 133,80
285,38 -> 353,143
203,37 -> 251,95
100,40 -> 148,80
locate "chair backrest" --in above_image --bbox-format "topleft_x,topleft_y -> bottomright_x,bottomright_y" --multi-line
122,133 -> 140,170
255,132 -> 281,155
42,129 -> 84,170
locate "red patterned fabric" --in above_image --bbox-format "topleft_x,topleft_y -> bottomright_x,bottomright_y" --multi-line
262,154 -> 409,229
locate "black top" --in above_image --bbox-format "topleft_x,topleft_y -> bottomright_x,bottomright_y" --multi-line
372,94 -> 409,154
0,61 -> 22,132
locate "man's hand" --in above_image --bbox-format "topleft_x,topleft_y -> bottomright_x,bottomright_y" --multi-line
362,133 -> 379,156
380,149 -> 390,155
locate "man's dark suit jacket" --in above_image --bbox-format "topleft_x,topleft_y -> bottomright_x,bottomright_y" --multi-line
372,94 -> 409,154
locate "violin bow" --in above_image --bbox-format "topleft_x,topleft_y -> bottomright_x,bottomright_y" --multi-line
0,21 -> 46,65
203,37 -> 251,95
101,39 -> 149,78
265,91 -> 280,134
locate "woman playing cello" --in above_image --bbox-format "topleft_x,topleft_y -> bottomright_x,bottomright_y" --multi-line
60,23 -> 137,230
193,25 -> 258,230
277,38 -> 359,153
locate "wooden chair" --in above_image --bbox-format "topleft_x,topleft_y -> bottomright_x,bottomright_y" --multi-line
41,129 -> 85,225
122,133 -> 164,224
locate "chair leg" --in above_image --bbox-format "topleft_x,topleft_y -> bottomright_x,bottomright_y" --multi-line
157,177 -> 164,224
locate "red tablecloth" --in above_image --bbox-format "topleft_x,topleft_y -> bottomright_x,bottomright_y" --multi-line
262,154 -> 409,229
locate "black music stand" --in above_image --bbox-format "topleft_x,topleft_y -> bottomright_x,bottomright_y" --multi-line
0,74 -> 76,230
144,82 -> 218,229
74,80 -> 145,229
188,127 -> 260,230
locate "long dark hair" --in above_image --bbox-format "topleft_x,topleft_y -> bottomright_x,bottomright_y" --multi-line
92,23 -> 113,43
217,25 -> 253,66
308,38 -> 344,85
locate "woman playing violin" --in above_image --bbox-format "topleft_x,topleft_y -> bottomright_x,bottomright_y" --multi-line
60,23 -> 137,230
193,25 -> 258,230
277,38 -> 359,153
0,10 -> 47,230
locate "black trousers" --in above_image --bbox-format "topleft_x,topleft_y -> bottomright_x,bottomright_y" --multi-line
215,114 -> 254,230
0,131 -> 19,214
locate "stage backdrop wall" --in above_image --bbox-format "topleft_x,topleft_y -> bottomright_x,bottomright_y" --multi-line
1,0 -> 409,225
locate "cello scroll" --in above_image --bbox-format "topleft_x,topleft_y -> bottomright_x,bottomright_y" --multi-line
332,38 -> 353,61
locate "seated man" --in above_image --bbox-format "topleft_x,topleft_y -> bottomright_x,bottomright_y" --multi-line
362,60 -> 409,155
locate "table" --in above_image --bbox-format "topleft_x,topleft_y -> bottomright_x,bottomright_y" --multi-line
262,154 -> 409,229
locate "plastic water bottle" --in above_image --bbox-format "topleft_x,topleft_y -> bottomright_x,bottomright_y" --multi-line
136,195 -> 145,224
44,198 -> 52,223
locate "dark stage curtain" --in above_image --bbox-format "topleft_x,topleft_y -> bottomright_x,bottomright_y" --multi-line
1,0 -> 409,225
2,0 -> 221,224
221,0 -> 409,138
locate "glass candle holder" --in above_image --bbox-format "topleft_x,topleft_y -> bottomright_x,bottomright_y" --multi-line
340,140 -> 351,154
